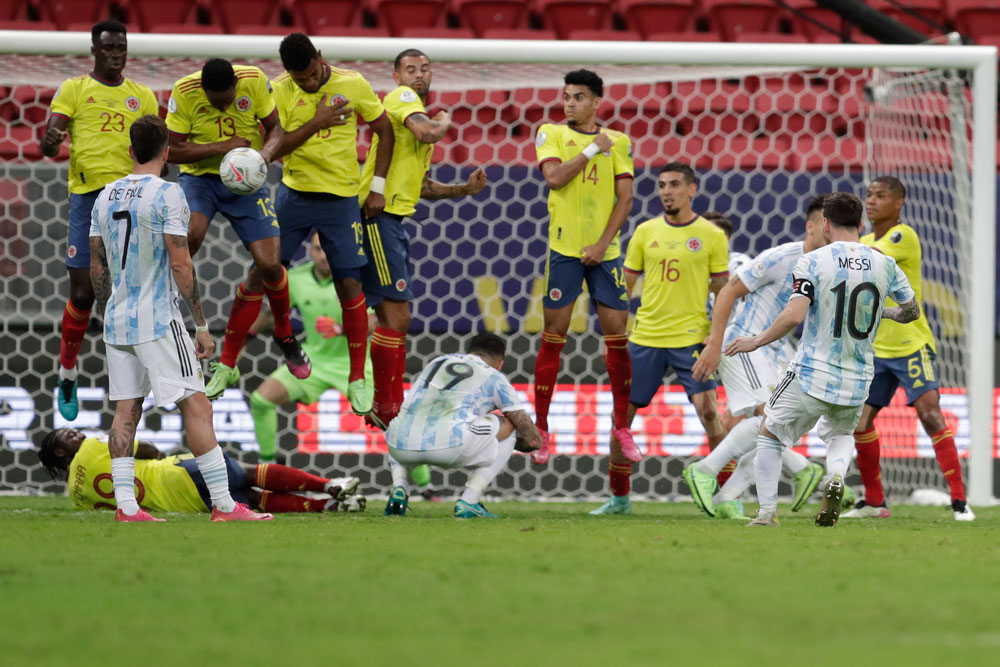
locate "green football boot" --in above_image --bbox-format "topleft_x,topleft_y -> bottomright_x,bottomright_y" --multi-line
790,462 -> 824,512
588,496 -> 632,515
682,462 -> 718,517
841,485 -> 857,510
383,485 -> 409,516
205,362 -> 240,400
715,499 -> 750,521
347,379 -> 374,416
454,499 -> 499,518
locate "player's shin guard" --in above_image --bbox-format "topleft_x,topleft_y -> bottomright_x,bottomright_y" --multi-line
609,461 -> 632,497
249,391 -> 278,462
255,463 -> 329,493
220,283 -> 264,368
262,268 -> 293,340
258,491 -> 326,513
854,427 -> 885,506
532,332 -> 567,431
342,294 -> 371,383
372,326 -> 406,418
59,300 -> 90,370
931,428 -> 966,502
604,334 -> 631,429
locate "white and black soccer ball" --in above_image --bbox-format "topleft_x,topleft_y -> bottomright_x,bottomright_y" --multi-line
220,147 -> 267,195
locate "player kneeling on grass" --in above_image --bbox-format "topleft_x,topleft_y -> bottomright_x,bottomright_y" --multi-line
383,333 -> 542,518
37,428 -> 366,515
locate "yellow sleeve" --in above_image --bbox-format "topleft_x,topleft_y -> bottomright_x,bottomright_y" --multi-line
535,124 -> 561,166
254,72 -> 277,121
165,81 -> 191,135
624,224 -> 644,272
139,85 -> 159,116
708,227 -> 729,275
389,86 -> 426,125
873,225 -> 919,265
612,134 -> 634,179
50,77 -> 78,119
355,76 -> 386,124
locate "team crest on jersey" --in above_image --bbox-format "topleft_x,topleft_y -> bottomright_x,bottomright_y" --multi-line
687,237 -> 702,252
535,131 -> 547,147
235,96 -> 252,112
890,231 -> 902,243
167,96 -> 177,113
549,288 -> 562,301
330,94 -> 348,107
399,89 -> 418,103
125,96 -> 140,112
67,245 -> 77,259
395,279 -> 407,292
751,261 -> 766,278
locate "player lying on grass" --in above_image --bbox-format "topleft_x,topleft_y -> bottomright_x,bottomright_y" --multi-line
37,427 -> 366,515
383,332 -> 542,518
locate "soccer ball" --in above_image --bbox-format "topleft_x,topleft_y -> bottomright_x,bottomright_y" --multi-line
220,147 -> 267,195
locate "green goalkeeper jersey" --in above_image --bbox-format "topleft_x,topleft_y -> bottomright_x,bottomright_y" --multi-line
289,262 -> 352,367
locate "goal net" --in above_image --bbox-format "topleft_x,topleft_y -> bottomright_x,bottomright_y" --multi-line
0,34 -> 994,504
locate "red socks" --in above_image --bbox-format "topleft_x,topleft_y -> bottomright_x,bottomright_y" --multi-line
371,326 -> 406,416
604,334 -> 631,429
255,463 -> 329,493
59,300 -> 90,370
609,461 -> 631,497
854,427 -> 885,506
262,268 -> 292,340
717,460 -> 736,487
219,283 -> 263,368
533,332 -> 566,431
342,294 -> 370,383
931,428 -> 966,502
257,491 -> 326,513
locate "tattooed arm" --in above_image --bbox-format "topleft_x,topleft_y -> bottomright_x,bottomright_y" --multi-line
504,409 -> 543,453
882,298 -> 920,324
90,237 -> 112,315
709,272 -> 729,297
165,233 -> 214,359
404,110 -> 451,144
420,168 -> 488,200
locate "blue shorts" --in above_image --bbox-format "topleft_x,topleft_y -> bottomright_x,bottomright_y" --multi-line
629,342 -> 718,406
274,183 -> 366,278
866,345 -> 940,407
362,211 -> 413,305
67,189 -> 102,268
178,173 -> 279,248
177,454 -> 251,511
543,250 -> 628,310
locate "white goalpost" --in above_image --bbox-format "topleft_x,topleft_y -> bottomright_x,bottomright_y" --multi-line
0,31 -> 994,504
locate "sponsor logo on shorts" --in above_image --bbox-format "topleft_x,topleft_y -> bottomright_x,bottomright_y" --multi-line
395,279 -> 407,291
67,245 -> 77,258
235,96 -> 252,112
687,237 -> 702,252
125,96 -> 140,112
548,288 -> 562,301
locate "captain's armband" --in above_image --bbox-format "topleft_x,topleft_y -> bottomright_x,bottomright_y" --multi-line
791,277 -> 815,303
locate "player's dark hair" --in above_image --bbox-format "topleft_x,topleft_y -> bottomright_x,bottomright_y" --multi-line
564,69 -> 603,98
702,211 -> 734,239
130,114 -> 169,164
872,175 -> 906,199
394,48 -> 430,71
806,194 -> 828,218
91,19 -> 126,45
659,162 -> 697,185
37,430 -> 67,480
823,192 -> 864,229
279,32 -> 318,72
201,58 -> 237,92
468,332 -> 506,362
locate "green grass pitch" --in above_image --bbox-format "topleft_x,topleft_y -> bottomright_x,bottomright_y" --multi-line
3,496 -> 999,667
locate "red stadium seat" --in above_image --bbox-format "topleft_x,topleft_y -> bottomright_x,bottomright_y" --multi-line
617,0 -> 695,40
293,0 -> 364,32
214,0 -> 278,34
0,19 -> 57,29
948,0 -> 1000,42
232,24 -> 298,35
733,32 -> 807,43
566,29 -> 641,41
132,0 -> 198,32
0,0 -> 29,20
369,0 -> 446,36
37,0 -> 115,31
534,0 -> 612,40
66,21 -> 141,32
481,27 -> 556,39
314,25 -> 390,36
782,0 -> 843,41
451,1 -> 530,37
646,30 -> 721,42
700,0 -> 779,42
149,22 -> 224,33
868,0 -> 946,37
400,26 -> 476,38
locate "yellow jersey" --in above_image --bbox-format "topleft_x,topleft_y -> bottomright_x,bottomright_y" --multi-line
165,65 -> 276,177
862,223 -> 936,357
535,123 -> 633,261
67,437 -> 206,513
624,215 -> 730,348
271,64 -> 385,196
49,73 -> 158,194
358,85 -> 431,217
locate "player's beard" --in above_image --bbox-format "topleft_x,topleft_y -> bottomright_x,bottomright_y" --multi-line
664,204 -> 680,216
567,118 -> 578,126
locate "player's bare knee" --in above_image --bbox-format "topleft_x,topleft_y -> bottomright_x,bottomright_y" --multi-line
915,403 -> 946,433
178,391 -> 213,423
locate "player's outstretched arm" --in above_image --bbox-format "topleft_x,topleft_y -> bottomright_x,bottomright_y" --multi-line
882,298 -> 920,324
581,174 -> 633,266
362,113 -> 395,219
693,275 -> 751,382
725,295 -> 808,356
420,168 -> 488,200
405,110 -> 451,144
505,409 -> 543,453
89,237 -> 112,315
39,114 -> 69,158
165,233 -> 214,359
274,94 -> 352,160
258,111 -> 285,164
166,131 -> 249,164
541,131 -> 614,191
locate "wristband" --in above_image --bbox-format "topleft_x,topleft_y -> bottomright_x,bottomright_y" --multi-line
195,324 -> 209,333
582,143 -> 601,160
370,176 -> 386,194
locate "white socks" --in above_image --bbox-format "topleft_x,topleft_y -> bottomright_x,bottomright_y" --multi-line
825,434 -> 854,479
460,433 -> 516,505
718,450 -> 756,502
753,435 -> 784,514
195,446 -> 236,512
781,449 -> 809,475
391,462 -> 409,489
111,457 -> 139,515
59,366 -> 77,383
697,415 -> 762,476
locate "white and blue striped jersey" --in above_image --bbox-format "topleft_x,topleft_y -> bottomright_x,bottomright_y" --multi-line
726,241 -> 804,363
707,250 -> 751,318
89,174 -> 190,345
789,241 -> 914,406
386,353 -> 526,452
